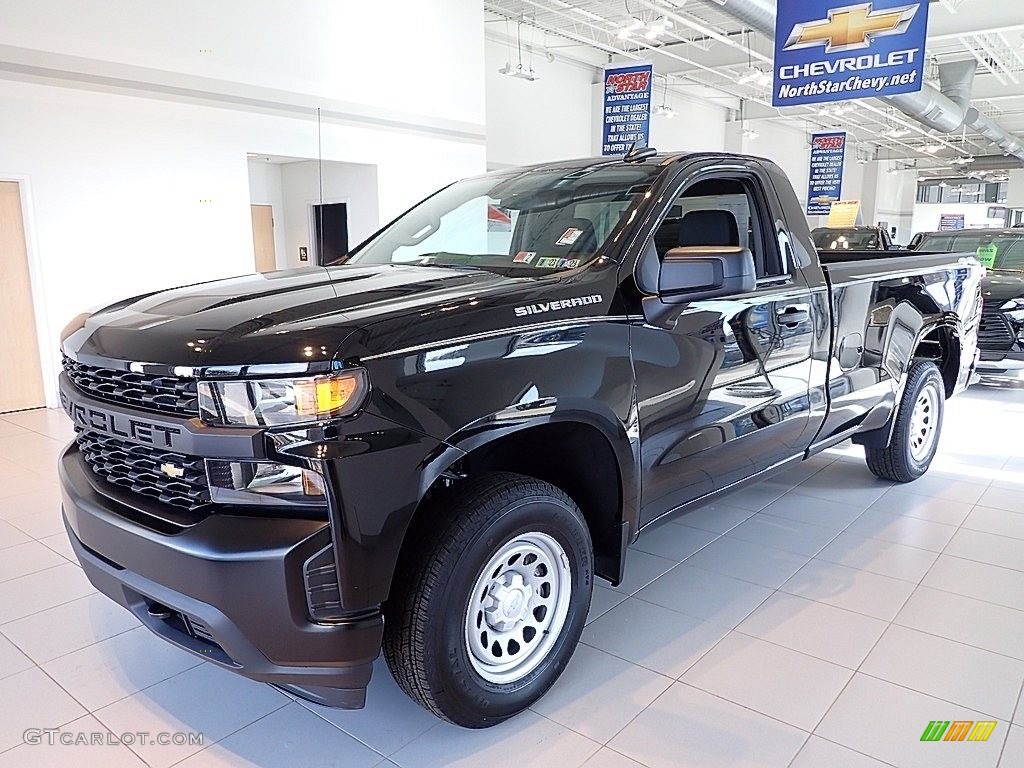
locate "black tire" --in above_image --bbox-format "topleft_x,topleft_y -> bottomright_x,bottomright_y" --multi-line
383,472 -> 593,728
865,360 -> 945,482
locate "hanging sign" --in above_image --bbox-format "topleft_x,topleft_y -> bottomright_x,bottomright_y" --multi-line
939,214 -> 966,231
601,63 -> 653,156
807,132 -> 847,216
773,0 -> 929,107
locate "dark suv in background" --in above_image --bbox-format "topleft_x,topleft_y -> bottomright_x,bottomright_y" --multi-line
910,229 -> 1024,382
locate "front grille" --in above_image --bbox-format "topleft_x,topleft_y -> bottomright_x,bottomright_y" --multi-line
978,309 -> 1016,355
76,429 -> 212,513
63,355 -> 199,418
182,614 -> 218,645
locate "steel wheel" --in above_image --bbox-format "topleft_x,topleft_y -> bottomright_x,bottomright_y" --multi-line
464,531 -> 572,685
908,382 -> 939,461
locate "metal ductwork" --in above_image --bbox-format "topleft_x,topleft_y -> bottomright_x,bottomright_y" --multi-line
705,0 -> 1024,160
955,154 -> 1024,172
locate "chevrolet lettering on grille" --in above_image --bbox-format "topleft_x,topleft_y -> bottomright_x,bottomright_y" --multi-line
60,389 -> 182,448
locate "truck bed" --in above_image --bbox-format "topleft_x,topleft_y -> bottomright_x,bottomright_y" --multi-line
819,249 -> 980,282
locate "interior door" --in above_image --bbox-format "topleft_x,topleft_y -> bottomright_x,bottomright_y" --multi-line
0,181 -> 46,413
250,204 -> 276,273
632,165 -> 815,527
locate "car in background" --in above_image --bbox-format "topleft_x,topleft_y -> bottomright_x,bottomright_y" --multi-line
811,226 -> 896,251
910,229 -> 1024,382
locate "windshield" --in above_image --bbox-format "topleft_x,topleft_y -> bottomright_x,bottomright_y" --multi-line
917,232 -> 1024,271
344,164 -> 663,274
812,229 -> 880,250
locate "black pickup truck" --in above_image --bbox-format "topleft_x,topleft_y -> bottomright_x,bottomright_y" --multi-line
58,151 -> 982,728
811,225 -> 897,251
908,228 -> 1024,382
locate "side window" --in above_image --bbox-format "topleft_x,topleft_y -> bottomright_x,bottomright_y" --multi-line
653,175 -> 786,280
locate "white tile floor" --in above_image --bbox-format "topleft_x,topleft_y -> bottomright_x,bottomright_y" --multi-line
0,385 -> 1022,767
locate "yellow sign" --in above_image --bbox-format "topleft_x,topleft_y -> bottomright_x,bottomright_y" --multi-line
827,200 -> 861,227
785,3 -> 920,54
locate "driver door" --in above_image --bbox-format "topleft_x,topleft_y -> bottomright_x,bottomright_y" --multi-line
631,160 -> 816,526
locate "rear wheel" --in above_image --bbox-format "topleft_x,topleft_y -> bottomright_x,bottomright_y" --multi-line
865,360 -> 944,482
383,472 -> 593,728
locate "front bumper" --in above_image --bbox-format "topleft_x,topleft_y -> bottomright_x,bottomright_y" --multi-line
60,446 -> 383,708
976,355 -> 1024,385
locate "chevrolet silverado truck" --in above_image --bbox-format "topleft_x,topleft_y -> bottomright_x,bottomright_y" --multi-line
59,150 -> 983,728
909,228 -> 1024,383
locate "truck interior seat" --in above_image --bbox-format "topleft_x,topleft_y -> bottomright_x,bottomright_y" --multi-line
678,210 -> 740,248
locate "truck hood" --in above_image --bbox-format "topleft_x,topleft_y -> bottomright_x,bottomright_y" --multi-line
983,270 -> 1024,306
64,264 -> 553,369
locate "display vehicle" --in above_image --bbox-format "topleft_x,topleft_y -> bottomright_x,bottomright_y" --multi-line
59,150 -> 983,727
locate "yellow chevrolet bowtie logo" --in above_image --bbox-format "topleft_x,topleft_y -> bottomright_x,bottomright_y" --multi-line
785,2 -> 919,54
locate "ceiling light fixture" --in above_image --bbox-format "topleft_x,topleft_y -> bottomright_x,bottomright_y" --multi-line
923,143 -> 942,154
618,17 -> 644,39
499,20 -> 539,82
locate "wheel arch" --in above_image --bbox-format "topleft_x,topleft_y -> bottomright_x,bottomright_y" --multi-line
854,319 -> 960,449
403,409 -> 639,589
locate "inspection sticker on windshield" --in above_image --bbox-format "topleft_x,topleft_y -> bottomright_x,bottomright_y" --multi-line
536,257 -> 564,268
556,228 -> 584,246
513,251 -> 537,264
977,244 -> 998,268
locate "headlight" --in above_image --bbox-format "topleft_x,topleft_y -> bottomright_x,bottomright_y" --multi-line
198,370 -> 368,426
1001,298 -> 1024,323
206,460 -> 326,507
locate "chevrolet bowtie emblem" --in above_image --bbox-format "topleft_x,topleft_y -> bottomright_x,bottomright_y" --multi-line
160,462 -> 185,479
784,2 -> 919,54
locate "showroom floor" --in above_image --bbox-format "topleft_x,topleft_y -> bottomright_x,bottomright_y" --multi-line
0,386 -> 1022,768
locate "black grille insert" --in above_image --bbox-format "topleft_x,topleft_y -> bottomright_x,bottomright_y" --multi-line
63,355 -> 199,418
978,308 -> 1015,354
76,429 -> 212,514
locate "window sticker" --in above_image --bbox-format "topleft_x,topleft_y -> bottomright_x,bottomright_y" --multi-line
535,257 -> 564,268
977,243 -> 998,268
563,259 -> 581,269
513,251 -> 537,264
556,228 -> 584,246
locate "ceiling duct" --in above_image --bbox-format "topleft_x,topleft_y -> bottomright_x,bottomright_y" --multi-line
956,154 -> 1024,171
704,0 -> 1024,160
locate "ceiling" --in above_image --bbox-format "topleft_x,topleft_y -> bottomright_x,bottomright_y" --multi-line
484,0 -> 1024,176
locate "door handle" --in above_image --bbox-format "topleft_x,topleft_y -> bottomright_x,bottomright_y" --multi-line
777,305 -> 810,327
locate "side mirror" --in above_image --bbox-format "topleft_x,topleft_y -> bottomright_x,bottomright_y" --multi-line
659,246 -> 756,302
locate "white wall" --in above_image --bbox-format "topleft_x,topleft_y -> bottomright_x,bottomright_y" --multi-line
864,167 -> 918,244
726,120 -> 811,199
246,160 -> 286,267
911,203 -> 1008,234
278,160 -> 380,269
485,39 -> 597,167
649,93 -> 729,153
0,0 -> 486,406
0,0 -> 485,127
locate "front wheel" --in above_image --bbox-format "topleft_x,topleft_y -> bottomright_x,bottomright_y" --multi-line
383,472 -> 593,728
865,360 -> 945,482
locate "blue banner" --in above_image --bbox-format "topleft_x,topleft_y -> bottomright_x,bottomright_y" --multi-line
602,63 -> 653,156
807,132 -> 847,216
773,1 -> 929,108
